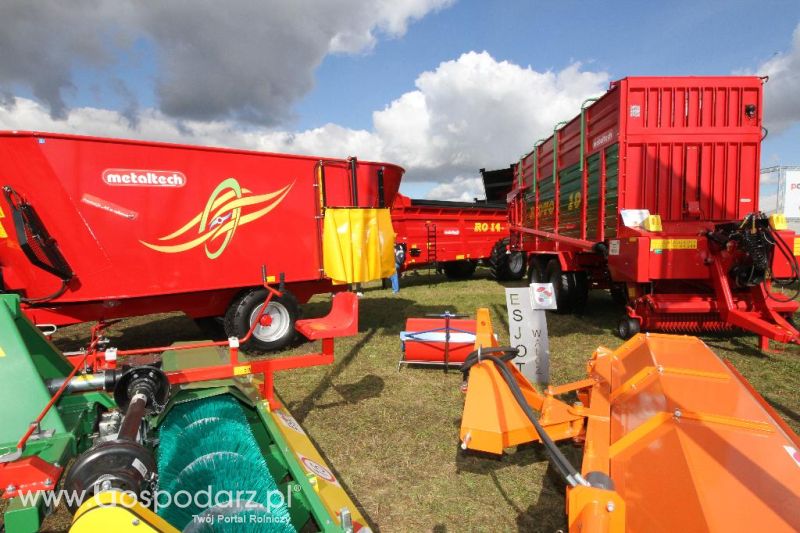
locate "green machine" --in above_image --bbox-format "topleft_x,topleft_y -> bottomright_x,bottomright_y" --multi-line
0,294 -> 370,533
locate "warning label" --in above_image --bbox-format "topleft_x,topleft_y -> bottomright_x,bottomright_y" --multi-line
275,410 -> 306,435
297,453 -> 340,486
650,238 -> 697,251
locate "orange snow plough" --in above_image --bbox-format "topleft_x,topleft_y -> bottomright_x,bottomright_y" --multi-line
459,309 -> 800,532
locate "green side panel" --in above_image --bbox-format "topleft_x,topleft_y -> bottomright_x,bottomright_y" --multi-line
605,144 -> 620,239
0,295 -> 68,447
586,153 -> 602,241
282,486 -> 312,530
538,176 -> 555,233
4,495 -> 45,533
557,163 -> 582,238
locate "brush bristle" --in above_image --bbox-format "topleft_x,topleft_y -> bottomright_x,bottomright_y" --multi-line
156,395 -> 295,532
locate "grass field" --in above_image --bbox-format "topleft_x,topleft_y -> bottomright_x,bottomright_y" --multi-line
35,269 -> 800,531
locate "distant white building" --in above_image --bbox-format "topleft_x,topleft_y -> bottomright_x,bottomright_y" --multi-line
761,166 -> 800,232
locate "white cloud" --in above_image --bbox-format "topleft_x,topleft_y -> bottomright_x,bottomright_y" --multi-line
0,51 -> 610,199
757,23 -> 800,134
0,0 -> 453,124
425,176 -> 486,202
374,52 -> 609,181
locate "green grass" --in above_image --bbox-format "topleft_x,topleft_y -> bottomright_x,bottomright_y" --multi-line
44,268 -> 800,532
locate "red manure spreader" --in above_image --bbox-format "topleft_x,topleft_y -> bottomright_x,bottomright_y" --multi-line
0,131 -> 403,350
503,76 -> 800,348
391,168 -> 526,280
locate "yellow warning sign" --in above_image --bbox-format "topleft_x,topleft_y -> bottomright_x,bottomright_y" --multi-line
650,238 -> 698,251
0,205 -> 5,218
233,364 -> 252,376
794,238 -> 800,256
0,222 -> 6,239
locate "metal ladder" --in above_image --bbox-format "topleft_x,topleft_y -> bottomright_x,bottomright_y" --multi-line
426,223 -> 437,277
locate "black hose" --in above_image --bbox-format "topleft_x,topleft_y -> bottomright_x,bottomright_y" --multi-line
460,347 -> 588,488
765,226 -> 800,303
21,278 -> 69,304
460,345 -> 518,379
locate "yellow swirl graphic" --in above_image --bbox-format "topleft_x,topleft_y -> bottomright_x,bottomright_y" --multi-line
140,178 -> 294,259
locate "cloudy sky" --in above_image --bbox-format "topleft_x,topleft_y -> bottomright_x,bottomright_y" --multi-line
1,0 -> 799,201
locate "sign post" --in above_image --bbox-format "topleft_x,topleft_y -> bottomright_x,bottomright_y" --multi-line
504,283 -> 555,385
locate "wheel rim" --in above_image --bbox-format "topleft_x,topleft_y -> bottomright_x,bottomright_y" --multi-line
248,301 -> 291,343
509,253 -> 524,274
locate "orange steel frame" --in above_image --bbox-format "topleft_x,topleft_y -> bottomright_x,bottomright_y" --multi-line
460,308 -> 800,531
461,308 -> 624,532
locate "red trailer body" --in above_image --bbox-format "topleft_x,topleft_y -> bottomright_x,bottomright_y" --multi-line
391,194 -> 507,278
0,131 -> 403,349
506,76 -> 800,347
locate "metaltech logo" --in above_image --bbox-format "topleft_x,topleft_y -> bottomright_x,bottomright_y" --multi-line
103,169 -> 187,187
140,178 -> 294,259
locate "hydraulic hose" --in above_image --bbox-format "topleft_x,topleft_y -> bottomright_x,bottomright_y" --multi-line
20,278 -> 69,304
460,347 -> 589,488
765,226 -> 800,303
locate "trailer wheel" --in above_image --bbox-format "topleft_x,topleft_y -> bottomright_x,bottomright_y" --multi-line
442,260 -> 478,279
489,238 -> 526,281
572,271 -> 589,314
224,288 -> 299,352
507,250 -> 526,279
545,259 -> 574,314
610,283 -> 628,306
617,316 -> 640,340
528,257 -> 546,284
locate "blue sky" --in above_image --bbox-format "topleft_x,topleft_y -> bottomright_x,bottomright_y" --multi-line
1,0 -> 799,201
298,0 -> 800,130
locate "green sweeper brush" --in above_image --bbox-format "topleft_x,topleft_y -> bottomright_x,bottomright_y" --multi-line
156,395 -> 295,531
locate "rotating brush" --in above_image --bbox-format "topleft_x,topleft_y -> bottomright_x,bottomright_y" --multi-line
156,395 -> 295,532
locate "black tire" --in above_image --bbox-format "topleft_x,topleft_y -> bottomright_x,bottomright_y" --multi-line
617,316 -> 641,340
610,283 -> 628,306
572,271 -> 589,314
194,317 -> 227,340
545,259 -> 574,314
442,260 -> 478,280
489,238 -> 526,281
224,288 -> 299,352
527,257 -> 546,284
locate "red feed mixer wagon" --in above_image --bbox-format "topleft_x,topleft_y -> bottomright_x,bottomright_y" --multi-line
390,168 -> 525,280
504,76 -> 800,348
0,131 -> 403,350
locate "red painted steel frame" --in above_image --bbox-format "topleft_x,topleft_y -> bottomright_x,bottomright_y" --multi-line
0,131 -> 403,326
67,287 -> 354,410
0,457 -> 63,499
168,337 -> 336,409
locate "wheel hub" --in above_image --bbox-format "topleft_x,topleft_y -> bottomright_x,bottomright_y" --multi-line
249,301 -> 291,343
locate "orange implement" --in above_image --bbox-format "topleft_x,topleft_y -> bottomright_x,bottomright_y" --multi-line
460,309 -> 800,532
